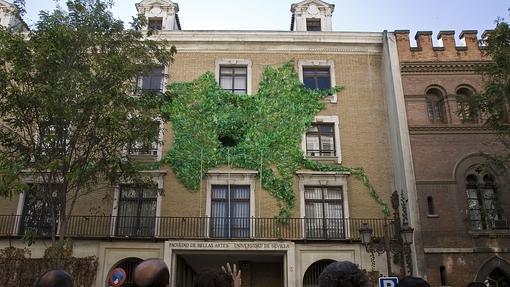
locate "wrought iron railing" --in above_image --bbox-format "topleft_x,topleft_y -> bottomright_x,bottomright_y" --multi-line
0,215 -> 396,241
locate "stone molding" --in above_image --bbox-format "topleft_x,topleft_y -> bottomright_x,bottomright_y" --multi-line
409,125 -> 495,135
400,61 -> 490,74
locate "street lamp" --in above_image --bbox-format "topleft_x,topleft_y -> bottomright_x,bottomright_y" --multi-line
401,224 -> 414,245
358,221 -> 415,276
359,222 -> 373,245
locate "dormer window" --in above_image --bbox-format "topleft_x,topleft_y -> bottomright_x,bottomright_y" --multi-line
306,18 -> 321,31
148,18 -> 163,31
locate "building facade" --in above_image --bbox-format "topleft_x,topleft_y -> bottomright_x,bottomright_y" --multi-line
396,30 -> 510,286
0,0 -> 470,286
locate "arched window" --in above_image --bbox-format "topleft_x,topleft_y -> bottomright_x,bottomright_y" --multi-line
426,88 -> 447,123
303,259 -> 335,287
456,87 -> 479,123
466,168 -> 500,230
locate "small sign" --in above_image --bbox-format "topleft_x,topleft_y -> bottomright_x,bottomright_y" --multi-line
108,268 -> 127,287
379,277 -> 399,287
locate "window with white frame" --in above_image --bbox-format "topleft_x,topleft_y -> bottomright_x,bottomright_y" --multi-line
210,184 -> 251,238
215,59 -> 252,95
298,60 -> 337,103
302,116 -> 342,163
304,186 -> 344,239
206,170 -> 256,238
298,171 -> 349,240
116,184 -> 158,237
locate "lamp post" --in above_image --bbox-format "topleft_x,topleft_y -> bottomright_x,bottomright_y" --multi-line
359,221 -> 414,276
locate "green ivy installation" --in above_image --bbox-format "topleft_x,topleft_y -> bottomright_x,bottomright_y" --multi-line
162,61 -> 389,218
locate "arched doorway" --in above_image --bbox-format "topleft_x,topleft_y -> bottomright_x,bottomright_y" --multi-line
303,259 -> 335,287
107,257 -> 143,287
486,268 -> 510,287
475,257 -> 510,287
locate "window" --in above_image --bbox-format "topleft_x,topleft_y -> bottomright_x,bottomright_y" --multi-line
127,121 -> 161,157
210,185 -> 250,238
303,67 -> 331,90
116,185 -> 157,237
148,18 -> 163,31
304,186 -> 345,239
306,18 -> 321,31
298,60 -> 337,103
303,116 -> 341,163
128,141 -> 158,156
440,266 -> 448,286
140,67 -> 164,92
456,87 -> 479,123
426,88 -> 447,123
306,123 -> 335,157
219,66 -> 247,94
427,196 -> 436,215
20,184 -> 60,236
466,172 -> 500,231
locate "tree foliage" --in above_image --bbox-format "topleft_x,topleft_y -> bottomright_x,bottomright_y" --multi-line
0,0 -> 175,243
162,62 -> 389,218
459,17 -> 510,131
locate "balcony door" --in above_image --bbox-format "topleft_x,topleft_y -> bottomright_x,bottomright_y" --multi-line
304,186 -> 344,239
210,185 -> 250,238
116,185 -> 157,237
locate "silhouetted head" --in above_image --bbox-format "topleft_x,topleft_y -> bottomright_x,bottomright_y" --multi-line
193,268 -> 233,287
318,261 -> 369,287
34,269 -> 74,287
397,276 -> 430,287
133,258 -> 170,287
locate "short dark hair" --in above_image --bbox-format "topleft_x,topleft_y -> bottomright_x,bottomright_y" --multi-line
193,268 -> 233,287
318,261 -> 369,287
34,269 -> 74,287
133,258 -> 170,287
397,276 -> 431,287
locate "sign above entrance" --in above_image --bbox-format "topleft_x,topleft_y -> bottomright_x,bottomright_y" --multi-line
167,241 -> 293,251
379,277 -> 399,287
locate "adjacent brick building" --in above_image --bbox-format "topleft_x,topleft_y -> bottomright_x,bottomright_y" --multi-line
396,30 -> 510,286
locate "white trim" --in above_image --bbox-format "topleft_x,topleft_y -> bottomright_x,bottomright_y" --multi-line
110,186 -> 120,236
297,60 -> 337,103
298,172 -> 350,238
205,169 -> 257,238
215,59 -> 253,95
14,192 -> 25,235
301,115 -> 342,164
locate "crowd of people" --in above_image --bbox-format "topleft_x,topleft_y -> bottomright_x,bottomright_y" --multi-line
33,259 -> 430,287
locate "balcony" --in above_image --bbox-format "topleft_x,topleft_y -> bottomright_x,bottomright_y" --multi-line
0,215 -> 396,241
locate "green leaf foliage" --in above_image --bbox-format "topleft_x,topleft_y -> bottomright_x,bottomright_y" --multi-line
162,61 -> 389,218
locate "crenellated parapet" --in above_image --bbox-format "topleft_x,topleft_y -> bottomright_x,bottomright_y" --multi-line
394,30 -> 491,62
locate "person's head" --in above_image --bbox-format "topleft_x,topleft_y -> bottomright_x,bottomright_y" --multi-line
133,258 -> 170,287
397,276 -> 431,287
318,261 -> 369,287
193,268 -> 233,287
34,269 -> 74,287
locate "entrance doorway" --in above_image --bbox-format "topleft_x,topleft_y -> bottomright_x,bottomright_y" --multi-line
486,268 -> 510,287
303,259 -> 335,287
174,252 -> 284,287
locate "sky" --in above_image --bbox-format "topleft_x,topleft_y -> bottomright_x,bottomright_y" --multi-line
22,0 -> 510,45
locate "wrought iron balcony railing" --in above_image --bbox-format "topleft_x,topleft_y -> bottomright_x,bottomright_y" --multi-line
0,215 -> 396,241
